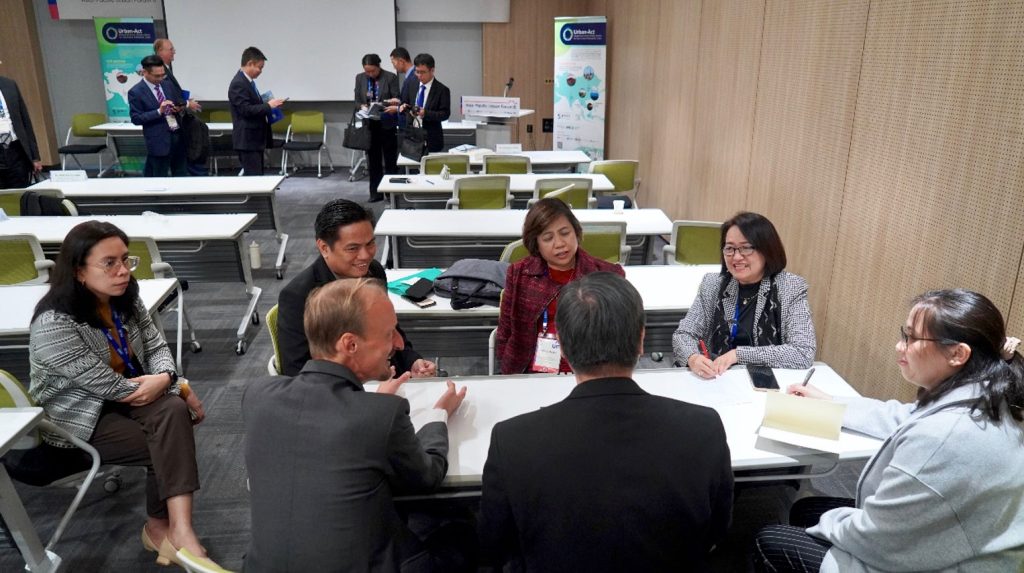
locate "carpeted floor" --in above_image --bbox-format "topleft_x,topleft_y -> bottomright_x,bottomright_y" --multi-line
0,171 -> 863,572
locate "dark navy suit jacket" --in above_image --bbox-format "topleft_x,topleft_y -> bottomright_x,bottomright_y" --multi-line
128,78 -> 184,157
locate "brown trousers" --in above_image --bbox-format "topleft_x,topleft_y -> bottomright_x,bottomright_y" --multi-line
89,394 -> 199,518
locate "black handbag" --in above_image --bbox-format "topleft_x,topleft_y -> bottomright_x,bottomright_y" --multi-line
398,111 -> 427,161
342,110 -> 371,151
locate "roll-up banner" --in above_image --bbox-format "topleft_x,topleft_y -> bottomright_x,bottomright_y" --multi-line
553,16 -> 607,160
94,18 -> 157,122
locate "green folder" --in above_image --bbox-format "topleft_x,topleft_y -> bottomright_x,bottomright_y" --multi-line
386,268 -> 444,295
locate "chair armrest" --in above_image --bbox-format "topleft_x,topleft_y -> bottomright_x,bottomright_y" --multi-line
620,245 -> 632,265
662,245 -> 676,265
588,197 -> 597,209
35,260 -> 55,273
526,198 -> 539,206
151,262 -> 173,277
445,198 -> 460,209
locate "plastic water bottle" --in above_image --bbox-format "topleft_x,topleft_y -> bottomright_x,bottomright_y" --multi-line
440,164 -> 451,180
249,241 -> 262,269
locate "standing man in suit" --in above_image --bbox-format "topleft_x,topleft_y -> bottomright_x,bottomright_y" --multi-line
400,53 -> 451,153
355,53 -> 400,202
390,48 -> 417,106
0,75 -> 43,189
243,278 -> 467,572
478,272 -> 735,572
228,46 -> 285,176
128,55 -> 188,177
154,39 -> 208,176
277,198 -> 436,378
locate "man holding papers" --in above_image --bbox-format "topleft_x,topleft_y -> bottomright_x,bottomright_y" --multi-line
228,46 -> 285,176
479,272 -> 734,571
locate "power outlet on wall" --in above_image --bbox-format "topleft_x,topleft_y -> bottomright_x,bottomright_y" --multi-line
526,124 -> 533,133
542,118 -> 553,133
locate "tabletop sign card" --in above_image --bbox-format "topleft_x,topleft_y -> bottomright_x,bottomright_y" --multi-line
757,391 -> 847,453
462,96 -> 521,118
495,143 -> 523,154
48,170 -> 89,182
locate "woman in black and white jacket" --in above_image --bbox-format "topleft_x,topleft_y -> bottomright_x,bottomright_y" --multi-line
672,212 -> 816,376
29,220 -> 226,572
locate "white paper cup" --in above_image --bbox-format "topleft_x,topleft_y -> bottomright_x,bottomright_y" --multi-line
612,199 -> 625,213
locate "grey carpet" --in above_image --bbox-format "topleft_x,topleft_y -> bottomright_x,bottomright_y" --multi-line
1,172 -> 863,572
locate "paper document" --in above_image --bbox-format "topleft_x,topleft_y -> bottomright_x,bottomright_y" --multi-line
757,392 -> 846,453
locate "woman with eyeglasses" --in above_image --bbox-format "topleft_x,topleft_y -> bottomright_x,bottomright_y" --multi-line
28,221 -> 227,572
753,289 -> 1024,572
672,211 -> 816,377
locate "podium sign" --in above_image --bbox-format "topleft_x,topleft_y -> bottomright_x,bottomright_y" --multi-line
462,96 -> 521,118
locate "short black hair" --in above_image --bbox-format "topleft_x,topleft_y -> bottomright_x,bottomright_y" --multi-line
413,53 -> 435,69
720,212 -> 787,277
314,199 -> 374,247
141,54 -> 164,71
362,53 -> 381,67
241,46 -> 267,66
522,198 -> 582,257
390,47 -> 411,62
556,272 -> 645,374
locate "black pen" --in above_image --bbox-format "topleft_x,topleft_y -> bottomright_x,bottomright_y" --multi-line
800,367 -> 816,387
425,179 -> 435,185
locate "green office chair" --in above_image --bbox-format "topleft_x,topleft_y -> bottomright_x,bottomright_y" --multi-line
499,239 -> 530,263
0,234 -> 54,285
0,188 -> 75,216
421,153 -> 470,175
581,222 -> 630,265
663,220 -> 722,265
528,178 -> 597,209
270,111 -> 292,149
588,159 -> 641,207
446,175 -> 513,209
128,237 -> 202,363
57,112 -> 112,174
266,304 -> 282,375
282,111 -> 335,178
483,154 -> 531,174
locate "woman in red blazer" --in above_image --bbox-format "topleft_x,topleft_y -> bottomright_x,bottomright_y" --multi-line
497,198 -> 625,374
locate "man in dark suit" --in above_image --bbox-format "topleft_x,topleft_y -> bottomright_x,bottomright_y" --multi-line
355,53 -> 401,202
400,53 -> 451,153
128,55 -> 188,177
243,278 -> 467,572
228,46 -> 285,176
277,198 -> 436,378
154,38 -> 208,176
478,272 -> 735,572
0,75 -> 42,189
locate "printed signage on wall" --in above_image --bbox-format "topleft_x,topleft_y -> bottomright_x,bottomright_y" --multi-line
553,16 -> 607,160
94,18 -> 157,123
49,0 -> 163,20
461,96 -> 522,119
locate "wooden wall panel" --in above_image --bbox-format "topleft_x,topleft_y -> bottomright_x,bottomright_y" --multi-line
683,0 -> 765,221
0,0 -> 58,165
823,0 -> 1024,400
746,0 -> 870,343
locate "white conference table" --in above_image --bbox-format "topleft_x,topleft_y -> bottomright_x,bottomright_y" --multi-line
377,173 -> 615,209
375,208 -> 672,268
91,122 -> 233,136
0,279 -> 184,372
398,150 -> 592,173
0,408 -> 62,572
369,364 -> 883,489
0,214 -> 261,355
29,176 -> 290,279
386,265 -> 717,360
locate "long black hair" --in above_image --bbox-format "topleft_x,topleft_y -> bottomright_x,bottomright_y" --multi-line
912,289 -> 1024,422
33,221 -> 140,328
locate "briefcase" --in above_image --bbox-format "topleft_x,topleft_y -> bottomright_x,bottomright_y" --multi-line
342,110 -> 371,151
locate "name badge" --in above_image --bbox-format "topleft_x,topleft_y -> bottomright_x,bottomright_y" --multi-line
531,333 -> 561,373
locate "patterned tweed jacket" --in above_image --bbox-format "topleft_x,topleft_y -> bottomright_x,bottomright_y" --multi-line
672,270 -> 816,368
29,298 -> 179,447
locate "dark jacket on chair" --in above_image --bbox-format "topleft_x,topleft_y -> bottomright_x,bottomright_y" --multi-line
479,376 -> 734,572
401,78 -> 451,152
228,70 -> 272,152
243,360 -> 449,572
277,257 -> 422,377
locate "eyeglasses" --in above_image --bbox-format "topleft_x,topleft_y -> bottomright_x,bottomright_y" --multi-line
722,245 -> 756,257
899,326 -> 955,346
89,255 -> 140,275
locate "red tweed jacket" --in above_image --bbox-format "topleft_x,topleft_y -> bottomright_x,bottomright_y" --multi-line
496,249 -> 625,375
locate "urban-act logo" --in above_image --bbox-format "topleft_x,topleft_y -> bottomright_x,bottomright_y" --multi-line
102,22 -> 155,44
560,22 -> 606,46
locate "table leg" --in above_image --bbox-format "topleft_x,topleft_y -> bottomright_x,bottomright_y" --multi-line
0,467 -> 62,573
274,232 -> 289,280
234,237 -> 263,355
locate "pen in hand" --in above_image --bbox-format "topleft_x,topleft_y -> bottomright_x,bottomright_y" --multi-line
800,367 -> 816,387
699,339 -> 711,359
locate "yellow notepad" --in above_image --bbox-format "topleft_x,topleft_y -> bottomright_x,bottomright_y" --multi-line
758,392 -> 847,453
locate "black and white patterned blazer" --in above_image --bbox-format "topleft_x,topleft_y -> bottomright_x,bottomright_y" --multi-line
29,298 -> 179,447
672,270 -> 816,369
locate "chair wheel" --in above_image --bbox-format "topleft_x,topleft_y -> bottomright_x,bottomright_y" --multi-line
276,270 -> 283,280
236,340 -> 247,355
651,352 -> 664,362
103,476 -> 121,493
190,341 -> 202,353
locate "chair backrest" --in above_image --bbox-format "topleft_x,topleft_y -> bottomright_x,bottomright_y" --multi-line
0,234 -> 51,285
450,176 -> 511,209
127,236 -> 166,280
534,178 -> 595,209
581,222 -> 630,265
588,160 -> 639,193
499,239 -> 530,263
0,369 -> 40,449
209,110 -> 232,123
290,111 -> 326,136
421,154 -> 470,175
0,189 -> 23,215
668,220 -> 721,265
483,154 -> 531,174
266,304 -> 282,374
70,113 -> 108,138
271,111 -> 293,136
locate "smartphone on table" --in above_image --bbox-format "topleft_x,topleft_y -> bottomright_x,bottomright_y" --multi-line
747,364 -> 780,391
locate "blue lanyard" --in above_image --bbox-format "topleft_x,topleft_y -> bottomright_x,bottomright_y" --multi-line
730,300 -> 741,348
368,79 -> 378,101
102,311 -> 138,377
